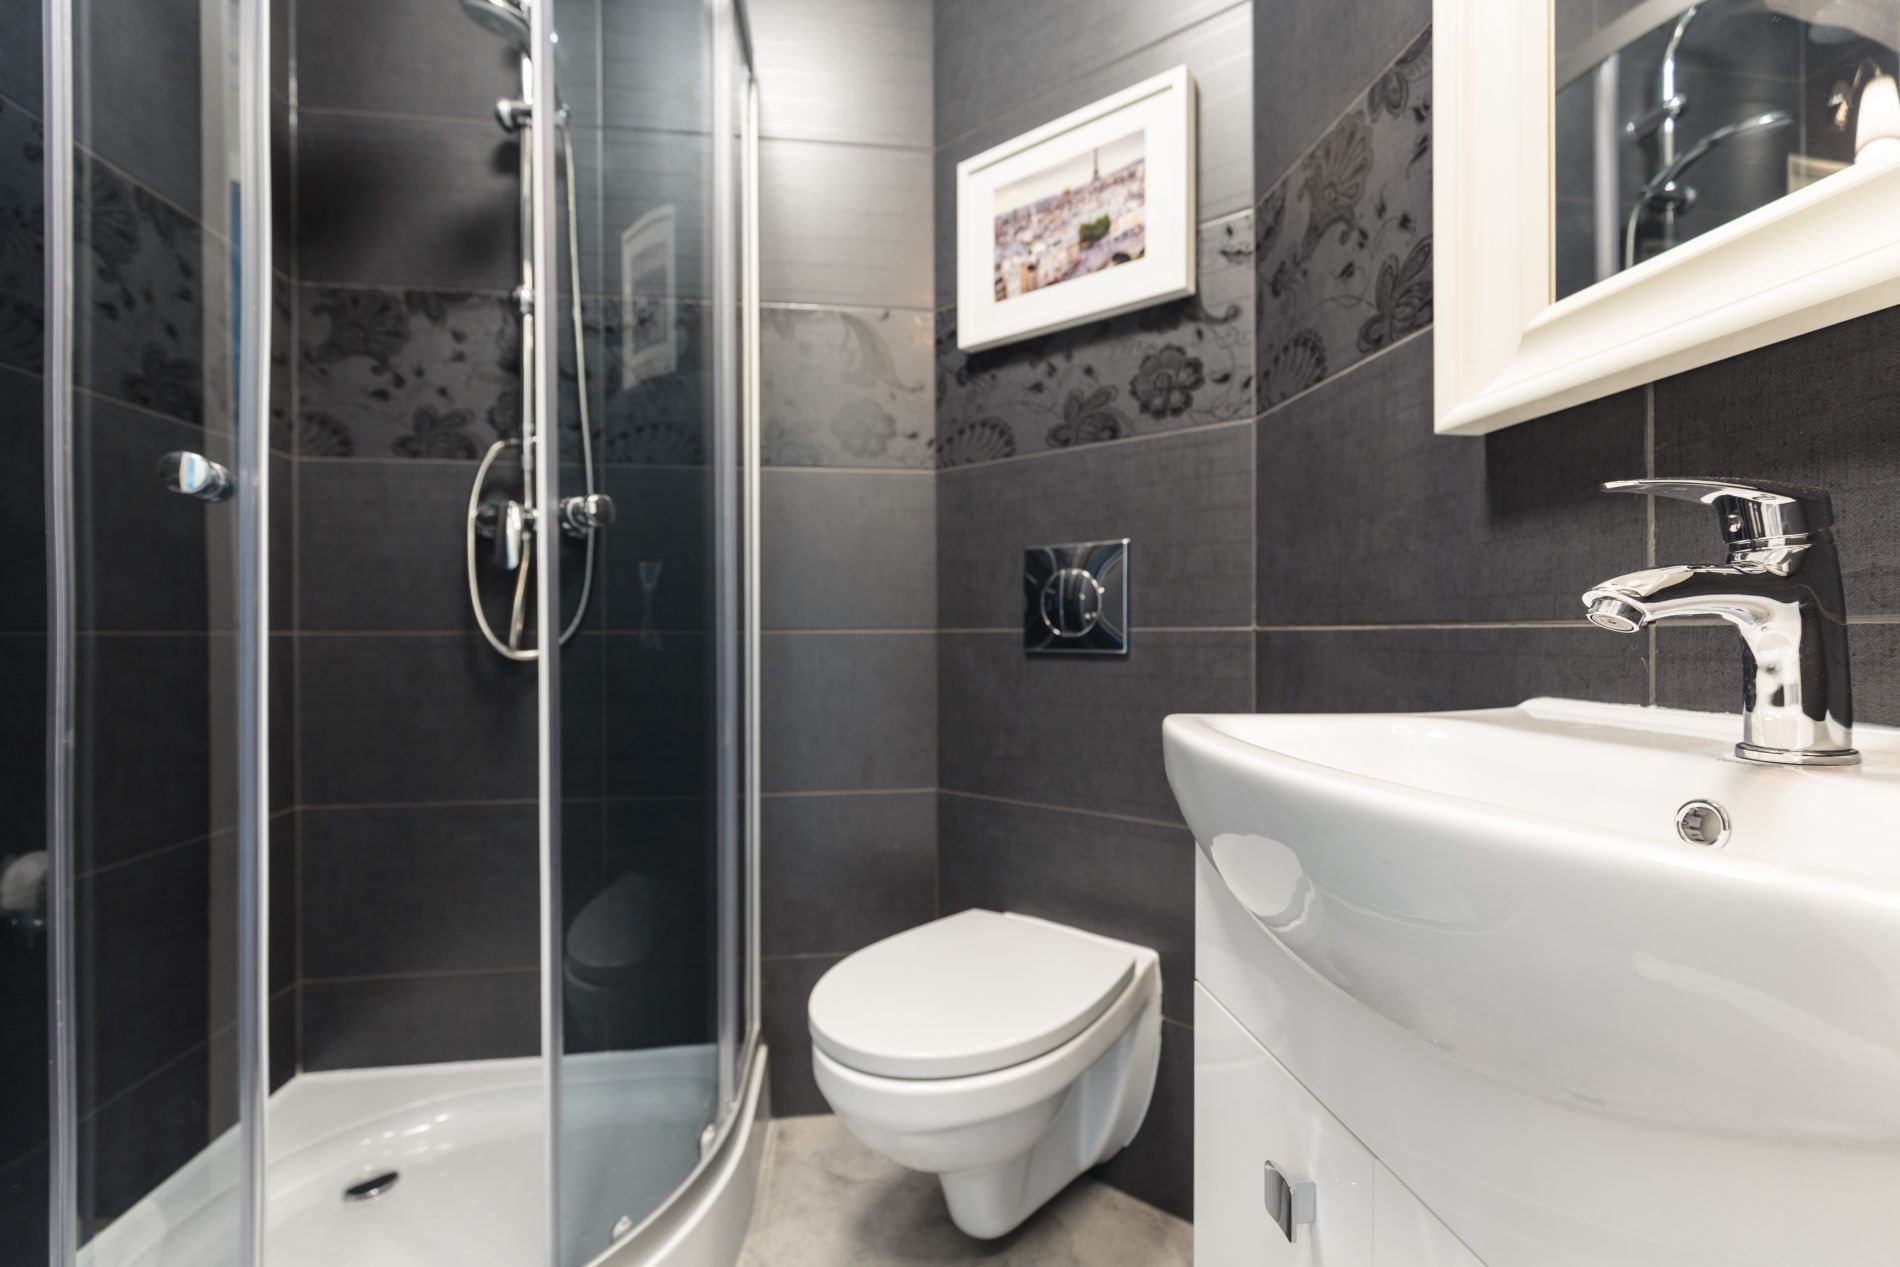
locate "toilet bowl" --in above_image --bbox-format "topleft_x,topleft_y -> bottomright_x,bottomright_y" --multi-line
807,909 -> 1161,1238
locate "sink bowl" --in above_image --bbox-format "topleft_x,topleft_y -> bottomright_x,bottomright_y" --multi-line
1166,698 -> 1900,1267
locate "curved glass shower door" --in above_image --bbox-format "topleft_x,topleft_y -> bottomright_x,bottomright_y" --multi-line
541,0 -> 758,1262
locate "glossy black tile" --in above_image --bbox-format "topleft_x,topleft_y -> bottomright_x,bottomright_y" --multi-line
0,1147 -> 48,1264
297,0 -> 518,121
75,838 -> 211,1112
0,935 -> 48,1168
78,1039 -> 214,1236
938,422 -> 1253,631
938,631 -> 1251,822
601,464 -> 716,634
761,633 -> 937,793
939,793 -> 1194,1025
300,802 -> 539,979
296,113 -> 518,290
296,633 -> 538,805
1255,625 -> 1652,713
1257,335 -> 1648,624
1255,28 -> 1432,410
296,286 -> 519,460
1093,1016 -> 1192,1220
762,791 -> 937,958
762,470 -> 936,631
74,0 -> 203,217
301,970 -> 540,1071
0,369 -> 46,631
937,218 -> 1254,467
759,306 -> 934,469
75,634 -> 213,871
1652,306 -> 1900,618
761,954 -> 838,1116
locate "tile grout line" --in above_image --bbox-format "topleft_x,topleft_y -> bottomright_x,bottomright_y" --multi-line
938,788 -> 1186,833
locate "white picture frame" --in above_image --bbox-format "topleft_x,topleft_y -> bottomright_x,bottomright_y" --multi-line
956,66 -> 1196,353
1434,0 -> 1900,436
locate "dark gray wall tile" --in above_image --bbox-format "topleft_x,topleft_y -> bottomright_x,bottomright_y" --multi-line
0,372 -> 44,634
0,0 -> 41,106
763,471 -> 936,630
297,0 -> 518,120
759,139 -> 932,309
937,217 -> 1254,466
1257,335 -> 1648,624
761,954 -> 838,1116
73,398 -> 212,632
1255,29 -> 1431,409
1255,626 -> 1652,713
1094,1016 -> 1192,1220
301,971 -> 539,1070
601,0 -> 713,136
603,633 -> 716,798
297,634 -> 537,804
1655,621 -> 1900,728
601,464 -> 715,633
760,306 -> 935,469
75,838 -> 210,1111
762,633 -> 937,791
75,0 -> 203,216
938,631 -> 1252,822
762,791 -> 937,957
0,104 -> 43,381
1652,306 -> 1900,618
296,286 -> 519,458
750,0 -> 932,147
76,634 -> 212,871
300,803 -> 539,979
297,113 -> 517,290
589,797 -> 718,1050
938,423 -> 1254,631
934,0 -> 1240,149
932,4 -> 1255,306
582,126 -> 715,301
938,793 -> 1194,1026
1252,0 -> 1429,189
78,1039 -> 214,1236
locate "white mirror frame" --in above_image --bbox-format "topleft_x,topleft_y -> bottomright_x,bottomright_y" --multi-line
1433,0 -> 1900,436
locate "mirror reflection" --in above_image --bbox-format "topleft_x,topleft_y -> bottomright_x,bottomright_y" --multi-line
1555,0 -> 1900,299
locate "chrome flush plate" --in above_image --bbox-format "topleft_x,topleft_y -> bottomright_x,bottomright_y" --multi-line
1024,540 -> 1129,655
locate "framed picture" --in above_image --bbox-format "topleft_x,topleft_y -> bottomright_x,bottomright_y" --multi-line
956,66 -> 1196,353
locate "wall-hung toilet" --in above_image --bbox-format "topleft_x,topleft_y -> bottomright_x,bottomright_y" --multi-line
806,909 -> 1161,1238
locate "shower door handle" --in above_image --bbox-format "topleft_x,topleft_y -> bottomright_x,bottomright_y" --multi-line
157,451 -> 235,503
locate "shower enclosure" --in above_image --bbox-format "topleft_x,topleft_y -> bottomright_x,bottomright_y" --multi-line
4,0 -> 764,1262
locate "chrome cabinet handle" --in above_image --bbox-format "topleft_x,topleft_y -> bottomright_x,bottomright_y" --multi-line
156,451 -> 234,502
1264,1161 -> 1316,1242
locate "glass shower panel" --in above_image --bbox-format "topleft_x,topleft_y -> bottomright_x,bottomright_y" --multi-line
0,0 -> 50,1257
548,0 -> 751,1262
56,0 -> 268,1258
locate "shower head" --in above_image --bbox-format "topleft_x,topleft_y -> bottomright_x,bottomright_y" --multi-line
459,0 -> 530,50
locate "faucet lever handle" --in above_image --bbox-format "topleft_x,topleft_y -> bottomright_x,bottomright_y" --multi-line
1601,477 -> 1833,545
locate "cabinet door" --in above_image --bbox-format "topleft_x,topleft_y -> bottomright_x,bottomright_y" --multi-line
1195,984 -> 1373,1266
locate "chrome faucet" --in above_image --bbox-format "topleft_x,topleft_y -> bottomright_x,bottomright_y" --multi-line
1582,478 -> 1858,766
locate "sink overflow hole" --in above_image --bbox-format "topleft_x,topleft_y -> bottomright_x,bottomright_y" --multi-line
1675,800 -> 1731,847
343,1171 -> 399,1203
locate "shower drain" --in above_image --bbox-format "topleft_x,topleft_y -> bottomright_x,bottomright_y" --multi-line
343,1171 -> 400,1203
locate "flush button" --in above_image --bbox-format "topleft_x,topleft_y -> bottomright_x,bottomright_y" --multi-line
1024,540 -> 1128,655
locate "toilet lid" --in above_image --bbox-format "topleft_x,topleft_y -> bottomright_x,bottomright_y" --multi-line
807,910 -> 1137,1079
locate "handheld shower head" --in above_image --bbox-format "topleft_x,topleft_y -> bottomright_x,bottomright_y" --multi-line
459,0 -> 530,50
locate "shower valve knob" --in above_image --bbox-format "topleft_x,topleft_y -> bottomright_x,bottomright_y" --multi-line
559,493 -> 616,536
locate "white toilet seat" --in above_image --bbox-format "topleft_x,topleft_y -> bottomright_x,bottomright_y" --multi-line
808,909 -> 1139,1079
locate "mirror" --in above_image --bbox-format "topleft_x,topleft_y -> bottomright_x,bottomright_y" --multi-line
1555,1 -> 1900,299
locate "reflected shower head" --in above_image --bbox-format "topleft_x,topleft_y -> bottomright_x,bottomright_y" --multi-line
459,0 -> 530,50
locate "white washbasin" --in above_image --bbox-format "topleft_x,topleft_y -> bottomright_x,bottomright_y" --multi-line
1166,698 -> 1900,1267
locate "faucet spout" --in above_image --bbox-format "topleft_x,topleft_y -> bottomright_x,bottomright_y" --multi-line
1582,480 -> 1858,766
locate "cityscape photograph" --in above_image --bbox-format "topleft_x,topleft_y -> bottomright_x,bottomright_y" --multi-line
993,129 -> 1147,301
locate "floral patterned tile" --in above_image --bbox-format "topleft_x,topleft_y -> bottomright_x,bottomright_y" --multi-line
759,305 -> 934,469
297,285 -> 519,459
597,296 -> 713,465
0,97 -> 43,378
1255,27 -> 1432,411
933,214 -> 1254,469
74,155 -> 210,428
